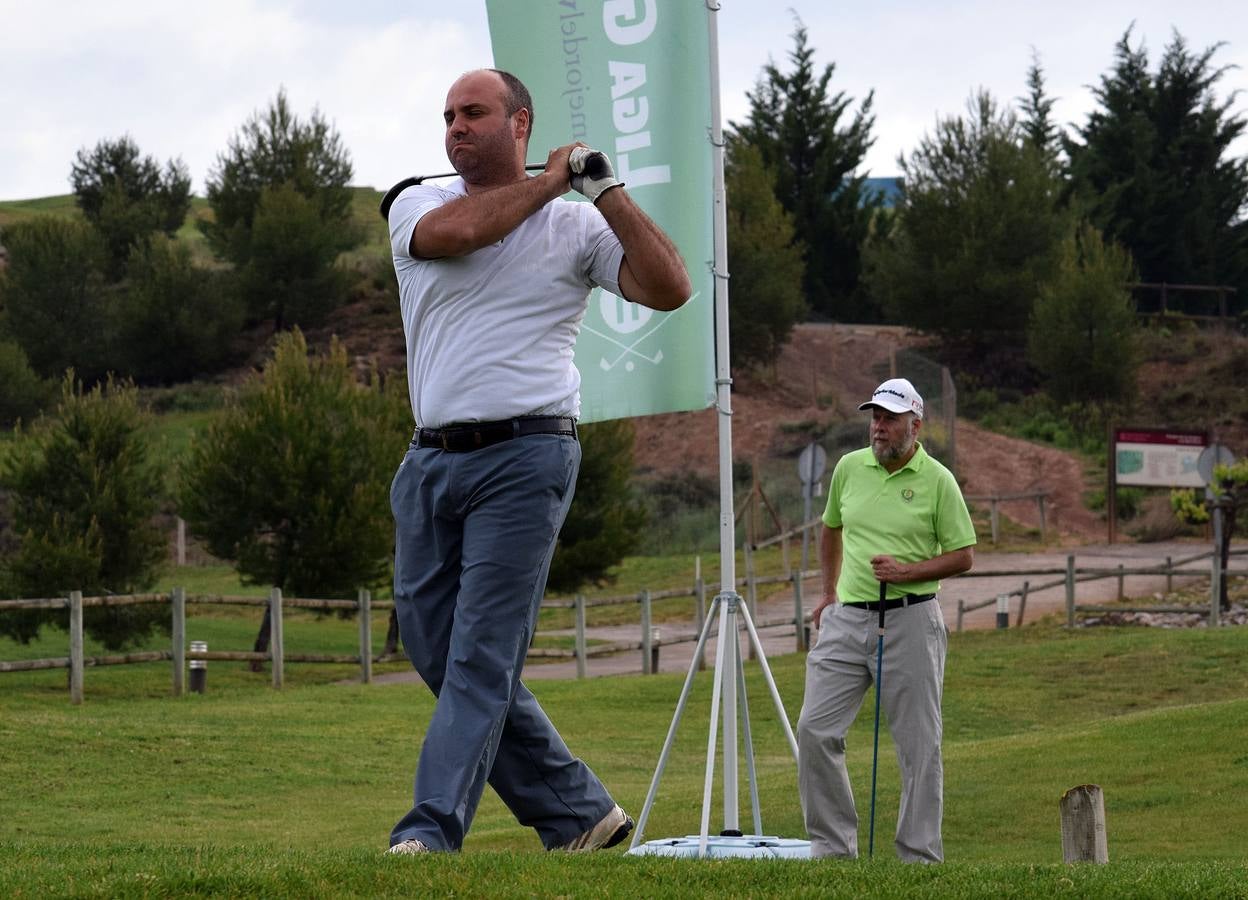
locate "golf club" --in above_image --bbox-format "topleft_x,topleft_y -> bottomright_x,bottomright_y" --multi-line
868,579 -> 887,858
379,151 -> 613,220
378,165 -> 544,219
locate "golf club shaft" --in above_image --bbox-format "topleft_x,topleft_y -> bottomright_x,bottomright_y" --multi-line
868,579 -> 887,858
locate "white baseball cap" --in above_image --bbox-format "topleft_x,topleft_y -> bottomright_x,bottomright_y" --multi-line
858,378 -> 924,419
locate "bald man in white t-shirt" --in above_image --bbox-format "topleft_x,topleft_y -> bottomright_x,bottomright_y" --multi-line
383,69 -> 690,856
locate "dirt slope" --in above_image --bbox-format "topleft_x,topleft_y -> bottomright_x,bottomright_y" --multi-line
631,323 -> 1106,543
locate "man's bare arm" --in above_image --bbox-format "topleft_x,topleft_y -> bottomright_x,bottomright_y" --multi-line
595,187 -> 692,312
410,147 -> 573,259
869,547 -> 974,586
813,525 -> 843,630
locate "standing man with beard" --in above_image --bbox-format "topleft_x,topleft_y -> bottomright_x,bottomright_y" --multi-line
383,69 -> 690,855
797,377 -> 975,862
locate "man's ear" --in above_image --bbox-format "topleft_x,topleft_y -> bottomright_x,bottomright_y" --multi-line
513,107 -> 531,141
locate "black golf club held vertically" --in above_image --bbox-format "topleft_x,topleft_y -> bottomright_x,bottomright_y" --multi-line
868,579 -> 887,858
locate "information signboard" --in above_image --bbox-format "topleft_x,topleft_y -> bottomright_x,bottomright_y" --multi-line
1113,428 -> 1207,488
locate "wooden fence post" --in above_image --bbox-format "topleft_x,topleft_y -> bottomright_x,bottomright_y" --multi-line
956,598 -> 964,633
172,587 -> 186,696
1165,556 -> 1173,594
640,591 -> 652,675
1017,580 -> 1029,628
69,590 -> 83,705
358,589 -> 372,685
270,587 -> 284,689
1065,555 -> 1076,628
1060,784 -> 1108,863
575,595 -> 587,680
989,498 -> 1000,544
1117,564 -> 1124,601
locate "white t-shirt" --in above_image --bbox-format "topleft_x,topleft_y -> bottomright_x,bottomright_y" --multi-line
389,177 -> 626,428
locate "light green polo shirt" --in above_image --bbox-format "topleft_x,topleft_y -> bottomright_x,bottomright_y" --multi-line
822,442 -> 976,603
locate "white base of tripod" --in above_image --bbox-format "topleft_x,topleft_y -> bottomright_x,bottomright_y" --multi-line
628,834 -> 810,858
626,591 -> 810,859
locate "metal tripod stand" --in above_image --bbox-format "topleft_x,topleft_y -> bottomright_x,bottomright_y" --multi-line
627,588 -> 802,856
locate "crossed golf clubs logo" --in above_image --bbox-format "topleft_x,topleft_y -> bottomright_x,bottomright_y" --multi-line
581,289 -> 699,372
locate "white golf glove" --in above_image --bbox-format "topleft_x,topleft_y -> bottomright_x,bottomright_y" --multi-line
569,147 -> 624,204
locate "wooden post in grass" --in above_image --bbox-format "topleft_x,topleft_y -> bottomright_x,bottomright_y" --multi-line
1117,564 -> 1124,601
358,589 -> 372,684
69,591 -> 84,705
1165,556 -> 1173,594
270,588 -> 284,689
1065,555 -> 1076,627
640,590 -> 653,675
575,595 -> 587,679
1060,784 -> 1108,863
172,587 -> 186,696
1017,581 -> 1029,628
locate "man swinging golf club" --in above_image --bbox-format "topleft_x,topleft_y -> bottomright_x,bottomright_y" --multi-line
797,378 -> 975,862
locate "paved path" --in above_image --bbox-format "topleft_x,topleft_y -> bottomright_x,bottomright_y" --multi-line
372,540 -> 1227,685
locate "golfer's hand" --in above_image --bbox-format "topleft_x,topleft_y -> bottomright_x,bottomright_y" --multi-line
569,146 -> 624,204
543,145 -> 577,195
870,555 -> 910,583
812,596 -> 836,631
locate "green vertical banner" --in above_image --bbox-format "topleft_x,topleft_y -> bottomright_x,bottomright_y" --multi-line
486,0 -> 716,422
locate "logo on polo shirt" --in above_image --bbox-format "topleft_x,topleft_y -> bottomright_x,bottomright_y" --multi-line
901,488 -> 915,503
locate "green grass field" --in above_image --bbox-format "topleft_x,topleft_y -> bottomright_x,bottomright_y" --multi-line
2,622 -> 1246,897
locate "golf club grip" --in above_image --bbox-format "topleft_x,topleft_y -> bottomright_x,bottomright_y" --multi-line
878,581 -> 887,629
581,151 -> 610,180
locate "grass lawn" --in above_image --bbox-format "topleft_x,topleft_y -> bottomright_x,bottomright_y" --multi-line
1,622 -> 1246,896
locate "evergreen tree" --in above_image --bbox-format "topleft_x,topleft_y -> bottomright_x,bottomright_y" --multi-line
0,376 -> 166,649
730,19 -> 880,320
866,91 -> 1070,381
725,140 -> 807,370
0,217 -> 112,381
115,236 -> 245,383
70,136 -> 191,280
203,89 -> 360,329
0,340 -> 51,427
1066,29 -> 1248,306
1028,223 -> 1139,405
1019,50 -> 1062,166
178,330 -> 409,598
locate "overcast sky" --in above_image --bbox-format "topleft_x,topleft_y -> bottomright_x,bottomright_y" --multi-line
1,1 -> 1244,200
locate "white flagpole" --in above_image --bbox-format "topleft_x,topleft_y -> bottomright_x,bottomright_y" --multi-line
706,0 -> 739,837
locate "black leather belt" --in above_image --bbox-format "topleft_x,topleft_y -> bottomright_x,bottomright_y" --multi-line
412,416 -> 577,452
846,593 -> 935,611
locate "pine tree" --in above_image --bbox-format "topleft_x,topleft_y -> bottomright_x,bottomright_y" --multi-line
865,91 -> 1070,382
1066,29 -> 1248,306
730,19 -> 880,320
1019,50 -> 1062,166
725,140 -> 806,370
203,90 -> 360,329
0,376 -> 166,649
1028,223 -> 1139,405
70,136 -> 192,281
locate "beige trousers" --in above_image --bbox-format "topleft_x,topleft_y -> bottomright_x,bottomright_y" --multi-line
797,598 -> 947,862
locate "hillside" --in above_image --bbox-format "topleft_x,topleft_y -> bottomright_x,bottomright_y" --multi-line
4,191 -> 1242,547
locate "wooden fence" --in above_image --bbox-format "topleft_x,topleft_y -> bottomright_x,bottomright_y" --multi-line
3,546 -> 1244,700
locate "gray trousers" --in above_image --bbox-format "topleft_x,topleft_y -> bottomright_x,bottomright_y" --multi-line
797,598 -> 947,862
388,434 -> 614,851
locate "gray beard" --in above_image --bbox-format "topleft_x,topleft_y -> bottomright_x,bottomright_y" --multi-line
872,434 -> 914,466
